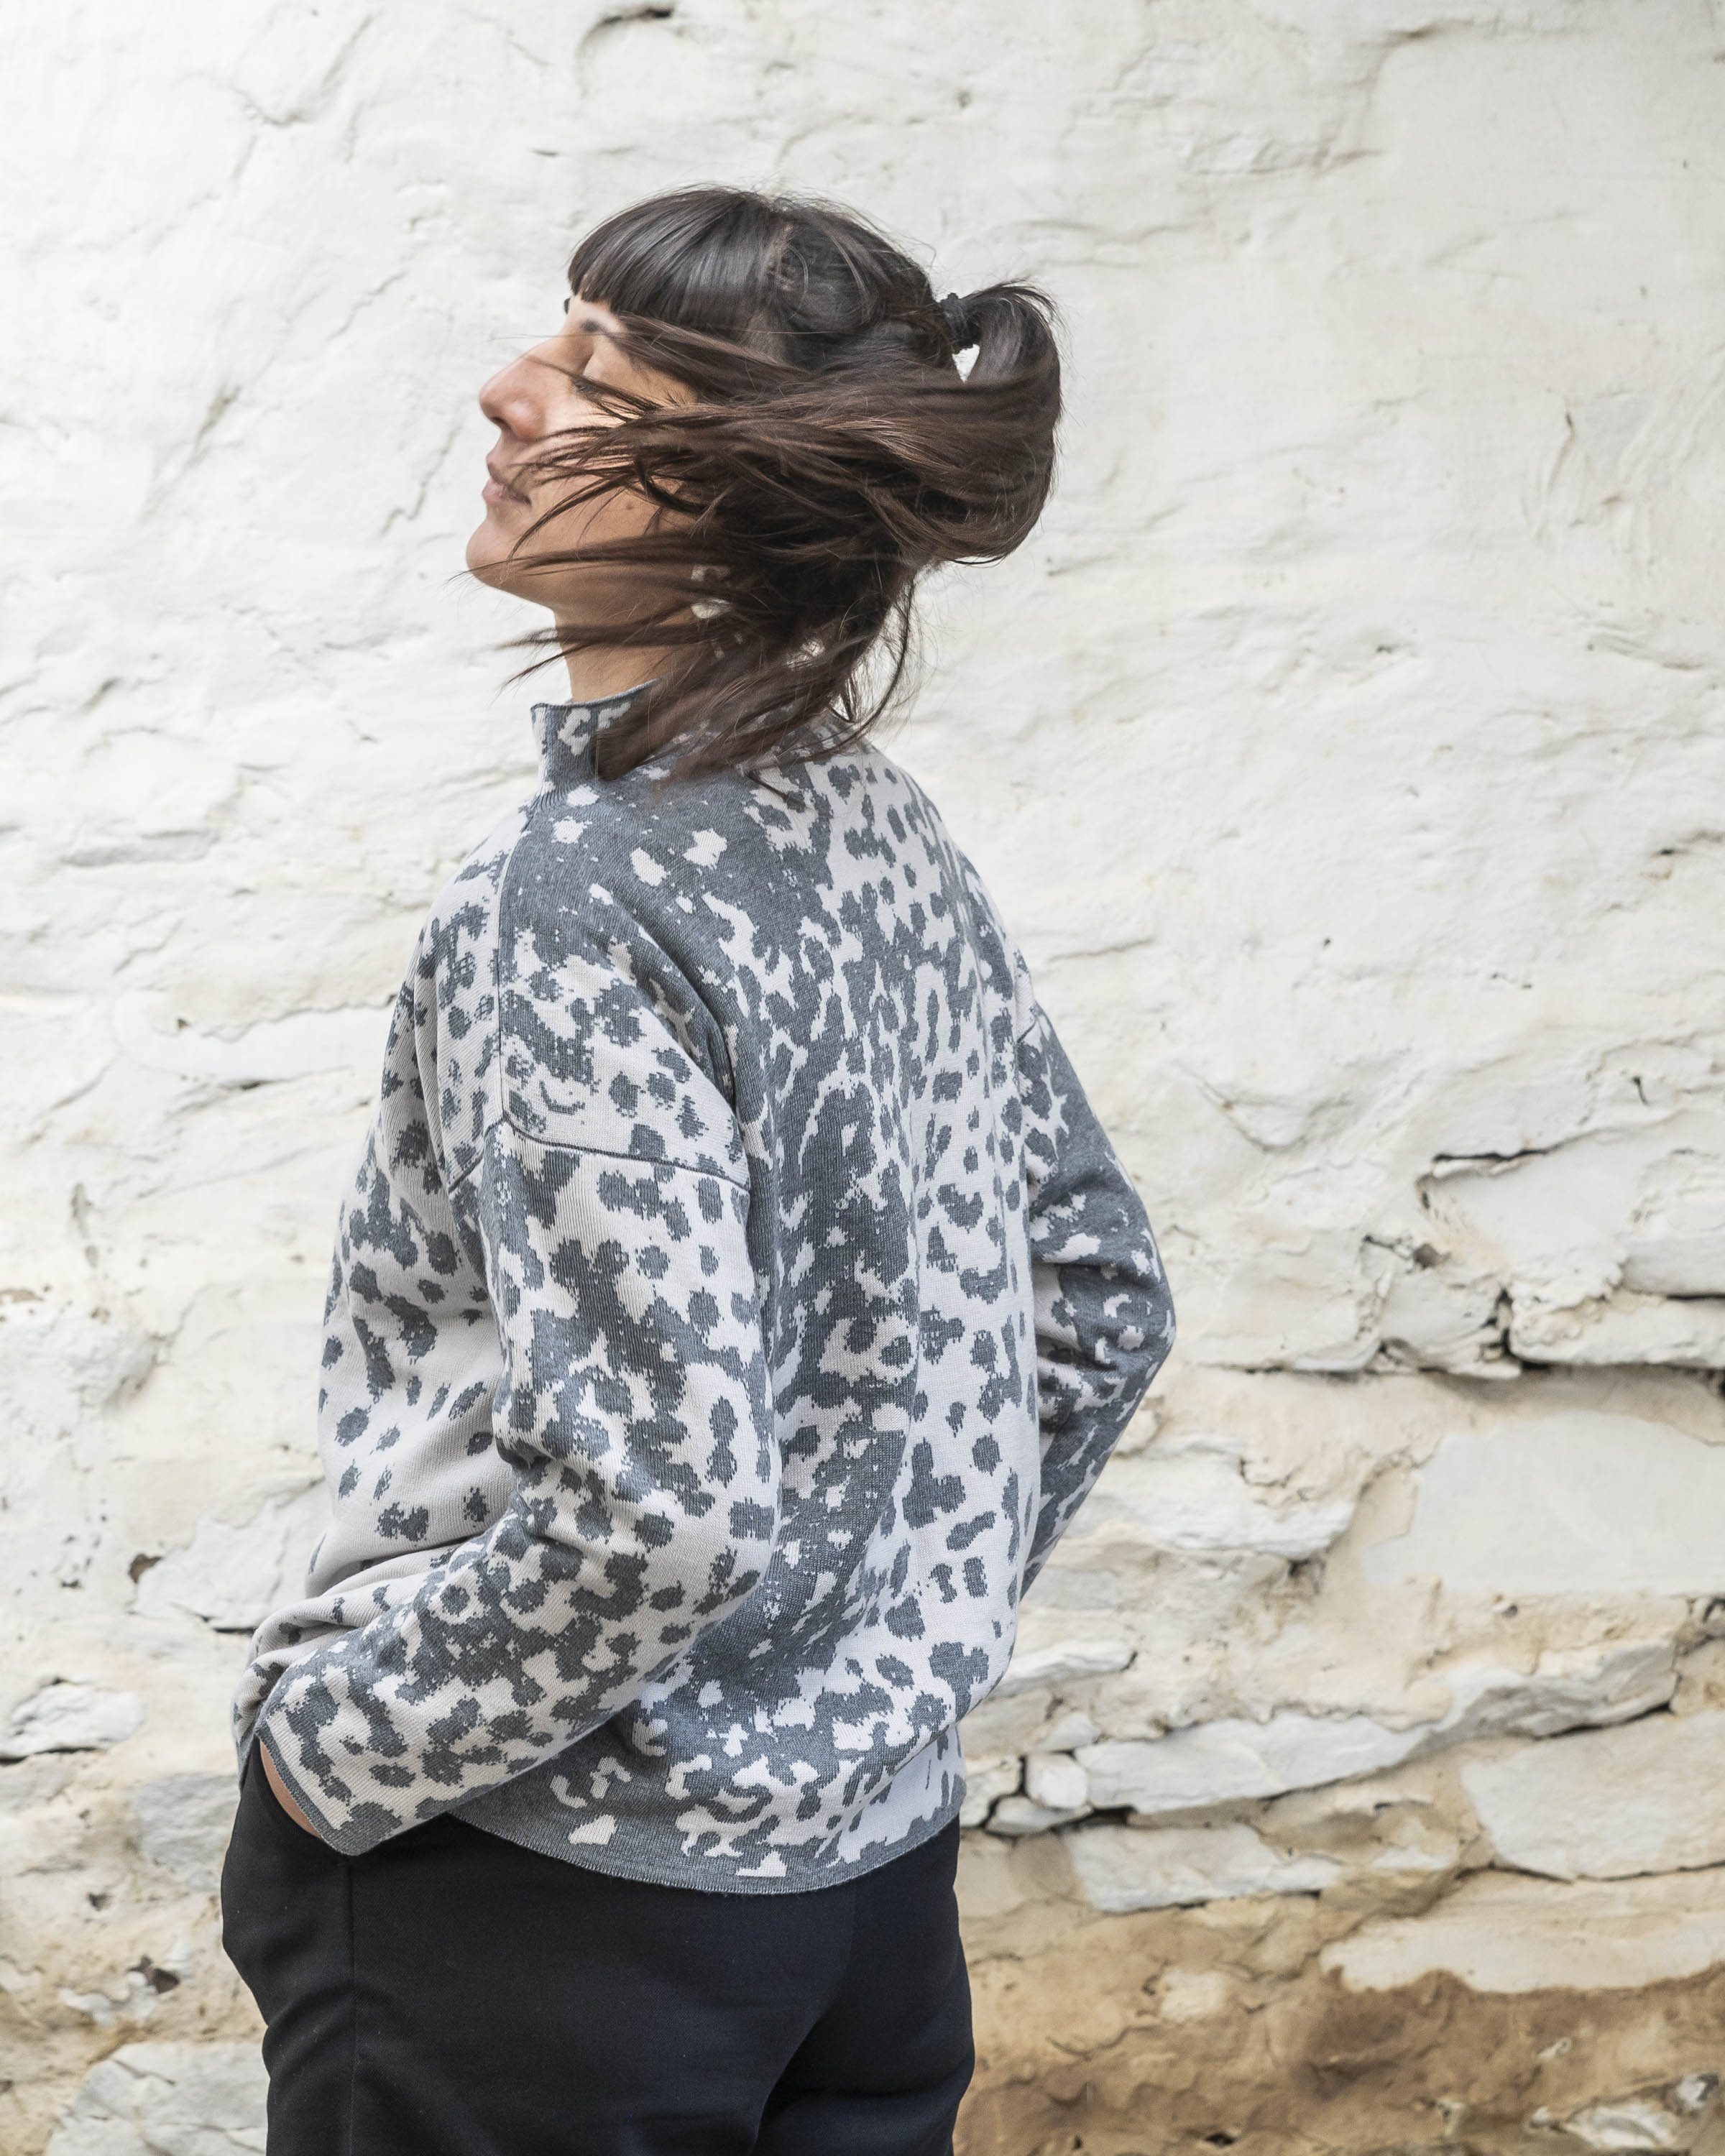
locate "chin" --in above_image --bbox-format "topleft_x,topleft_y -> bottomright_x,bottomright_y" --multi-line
466,528 -> 514,586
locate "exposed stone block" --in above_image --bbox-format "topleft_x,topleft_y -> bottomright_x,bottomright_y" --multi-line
1069,1432 -> 1358,1560
988,1795 -> 1092,1837
1462,1710 -> 1725,1881
129,1774 -> 241,1894
1066,1821 -> 1343,1913
1079,1712 -> 1424,1815
989,1638 -> 1133,1699
44,2042 -> 265,2156
1433,1639 -> 1678,1743
1557,2094 -> 1686,2150
1023,1751 -> 1090,1813
957,1755 -> 1021,1829
1512,1291 -> 1725,1368
1,1682 -> 144,1761
1322,1870 -> 1725,1994
1362,1411 -> 1725,1596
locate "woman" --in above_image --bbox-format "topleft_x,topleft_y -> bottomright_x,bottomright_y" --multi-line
220,185 -> 1174,2156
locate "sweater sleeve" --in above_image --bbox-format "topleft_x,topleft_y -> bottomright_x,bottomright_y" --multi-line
253,939 -> 778,1856
1013,985 -> 1175,1593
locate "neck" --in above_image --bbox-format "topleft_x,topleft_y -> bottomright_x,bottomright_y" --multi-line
556,635 -> 673,706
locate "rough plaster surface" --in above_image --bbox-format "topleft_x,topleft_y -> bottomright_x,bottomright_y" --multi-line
4,2 -> 1724,2151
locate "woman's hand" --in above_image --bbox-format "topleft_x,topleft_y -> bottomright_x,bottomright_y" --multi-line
260,1741 -> 325,1838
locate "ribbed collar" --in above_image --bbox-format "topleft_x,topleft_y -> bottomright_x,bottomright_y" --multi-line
530,681 -> 656,790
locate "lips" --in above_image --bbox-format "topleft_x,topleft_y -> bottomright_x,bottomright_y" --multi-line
484,462 -> 531,505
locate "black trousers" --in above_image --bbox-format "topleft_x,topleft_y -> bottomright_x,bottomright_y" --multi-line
220,1735 -> 974,2155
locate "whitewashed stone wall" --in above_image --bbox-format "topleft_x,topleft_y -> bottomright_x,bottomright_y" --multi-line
5,4 -> 1724,2151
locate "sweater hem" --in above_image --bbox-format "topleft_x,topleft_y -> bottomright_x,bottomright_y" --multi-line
449,1789 -> 967,1896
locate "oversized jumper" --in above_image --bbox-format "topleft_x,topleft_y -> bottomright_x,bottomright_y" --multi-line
232,683 -> 1174,1888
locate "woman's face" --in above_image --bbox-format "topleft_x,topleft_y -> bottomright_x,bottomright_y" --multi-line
466,294 -> 686,620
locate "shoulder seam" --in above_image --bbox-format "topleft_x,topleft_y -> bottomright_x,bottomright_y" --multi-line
497,1112 -> 750,1193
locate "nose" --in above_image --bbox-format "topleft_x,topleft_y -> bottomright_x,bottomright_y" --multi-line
477,349 -> 551,443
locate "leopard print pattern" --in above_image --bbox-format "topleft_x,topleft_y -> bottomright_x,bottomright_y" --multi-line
231,691 -> 1174,1886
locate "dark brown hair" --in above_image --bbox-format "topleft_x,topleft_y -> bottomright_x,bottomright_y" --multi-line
500,186 -> 1062,782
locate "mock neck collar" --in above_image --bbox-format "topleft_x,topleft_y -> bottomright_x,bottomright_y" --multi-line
530,681 -> 656,789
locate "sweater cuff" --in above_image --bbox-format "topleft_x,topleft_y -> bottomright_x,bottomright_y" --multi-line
255,1720 -> 366,1855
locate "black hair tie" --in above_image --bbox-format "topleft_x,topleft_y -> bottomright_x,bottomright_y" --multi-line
939,290 -> 976,353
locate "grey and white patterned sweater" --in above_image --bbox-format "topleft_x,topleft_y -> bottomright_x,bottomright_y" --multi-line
232,687 -> 1174,1890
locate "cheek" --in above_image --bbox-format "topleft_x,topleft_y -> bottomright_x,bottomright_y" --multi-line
527,471 -> 658,554
584,487 -> 658,543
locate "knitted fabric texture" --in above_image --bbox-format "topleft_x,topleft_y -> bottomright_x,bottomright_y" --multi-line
232,689 -> 1174,1889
